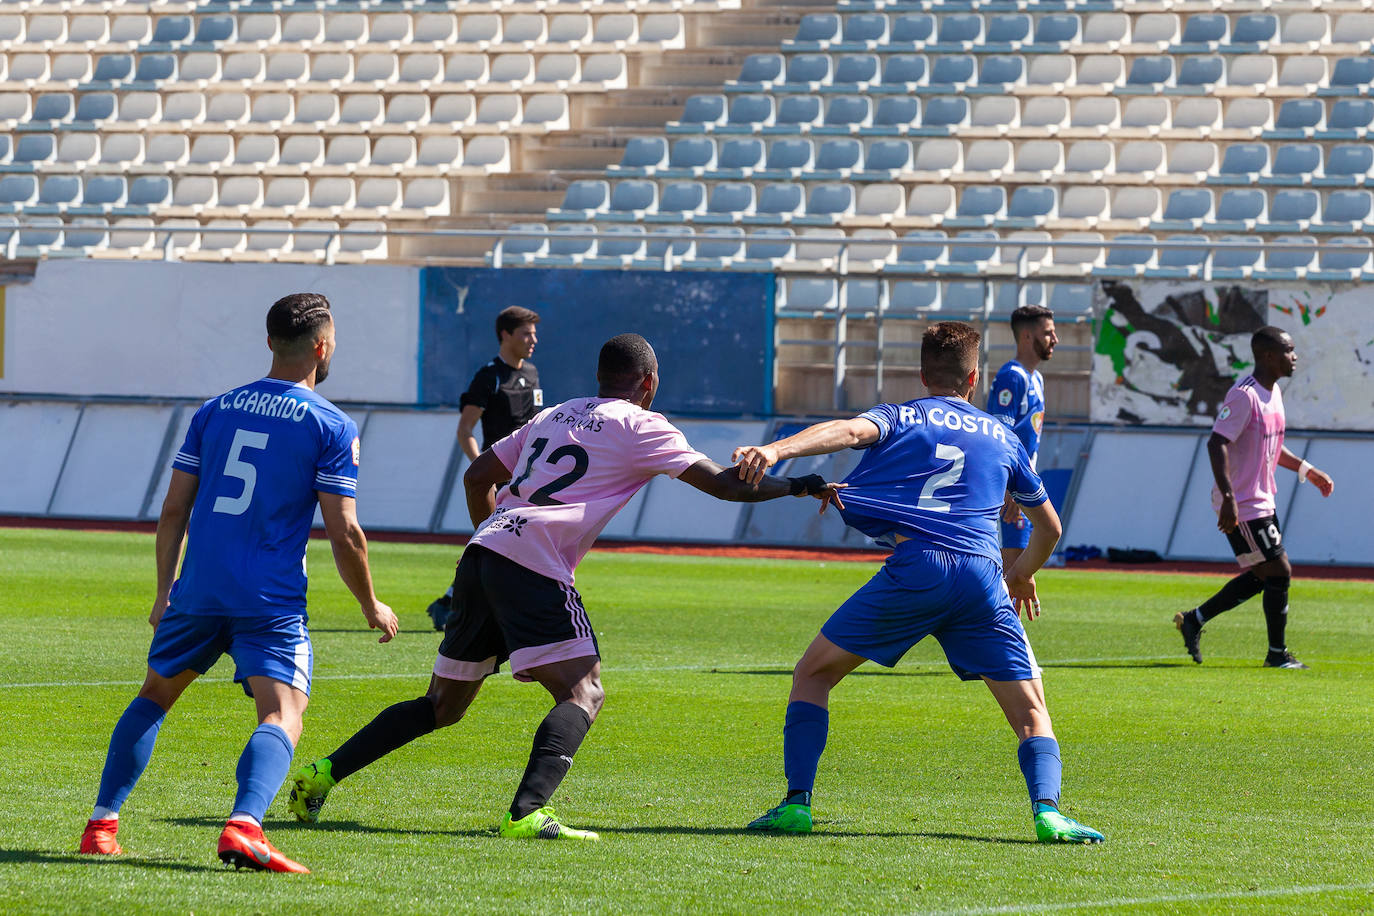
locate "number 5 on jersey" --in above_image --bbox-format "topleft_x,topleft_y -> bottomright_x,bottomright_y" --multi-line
214,429 -> 270,516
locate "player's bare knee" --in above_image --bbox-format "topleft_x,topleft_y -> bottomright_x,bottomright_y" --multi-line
570,678 -> 604,721
426,686 -> 471,728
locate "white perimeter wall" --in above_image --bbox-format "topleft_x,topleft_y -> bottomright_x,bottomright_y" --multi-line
1,261 -> 420,404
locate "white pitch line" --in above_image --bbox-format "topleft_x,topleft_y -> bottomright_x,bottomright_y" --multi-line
0,655 -> 1200,691
927,882 -> 1374,915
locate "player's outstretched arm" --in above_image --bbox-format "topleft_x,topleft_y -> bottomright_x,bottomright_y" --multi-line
318,492 -> 398,643
151,469 -> 198,628
1003,500 -> 1062,621
463,450 -> 513,526
678,459 -> 845,509
1206,432 -> 1240,532
1277,446 -> 1335,497
732,418 -> 881,484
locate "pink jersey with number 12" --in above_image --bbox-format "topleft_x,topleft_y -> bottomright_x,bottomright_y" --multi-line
471,397 -> 708,585
1211,374 -> 1285,522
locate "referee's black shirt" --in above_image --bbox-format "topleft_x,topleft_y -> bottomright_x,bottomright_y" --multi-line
459,357 -> 543,447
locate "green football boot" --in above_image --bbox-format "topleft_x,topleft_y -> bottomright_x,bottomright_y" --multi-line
499,807 -> 599,841
746,800 -> 813,834
1033,803 -> 1104,844
287,759 -> 337,823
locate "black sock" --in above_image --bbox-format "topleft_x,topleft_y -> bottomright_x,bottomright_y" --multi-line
510,702 -> 592,820
329,697 -> 437,782
1197,572 -> 1264,622
784,790 -> 811,806
1262,576 -> 1291,653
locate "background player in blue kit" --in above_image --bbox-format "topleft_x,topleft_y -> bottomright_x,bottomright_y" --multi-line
733,321 -> 1102,844
987,305 -> 1057,568
78,293 -> 399,873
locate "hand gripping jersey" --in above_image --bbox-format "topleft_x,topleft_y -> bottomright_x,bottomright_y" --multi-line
473,397 -> 708,585
1211,374 -> 1285,522
169,377 -> 360,615
986,360 -> 1046,467
837,397 -> 1048,563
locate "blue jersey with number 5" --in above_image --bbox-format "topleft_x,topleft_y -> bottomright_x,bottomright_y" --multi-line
838,397 -> 1046,562
168,377 -> 360,615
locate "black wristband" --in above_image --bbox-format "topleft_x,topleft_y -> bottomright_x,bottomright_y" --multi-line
788,474 -> 827,496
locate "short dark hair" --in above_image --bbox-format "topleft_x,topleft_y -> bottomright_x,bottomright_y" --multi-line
496,306 -> 540,340
1251,325 -> 1291,358
597,333 -> 657,390
921,321 -> 981,390
266,293 -> 332,351
1010,304 -> 1054,336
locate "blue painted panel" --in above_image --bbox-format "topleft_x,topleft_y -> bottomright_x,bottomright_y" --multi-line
420,267 -> 773,416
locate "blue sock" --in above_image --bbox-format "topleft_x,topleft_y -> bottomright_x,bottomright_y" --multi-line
1017,735 -> 1062,810
782,701 -> 829,801
93,697 -> 166,816
230,723 -> 295,824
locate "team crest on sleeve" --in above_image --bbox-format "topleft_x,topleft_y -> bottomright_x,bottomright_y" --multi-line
998,389 -> 1013,407
351,437 -> 361,465
534,389 -> 544,407
1031,411 -> 1044,434
1217,405 -> 1231,421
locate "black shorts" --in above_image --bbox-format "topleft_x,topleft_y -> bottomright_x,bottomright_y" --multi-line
1225,514 -> 1286,568
434,544 -> 599,682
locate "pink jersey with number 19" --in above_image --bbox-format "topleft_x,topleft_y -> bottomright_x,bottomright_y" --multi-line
1211,374 -> 1285,522
471,397 -> 708,585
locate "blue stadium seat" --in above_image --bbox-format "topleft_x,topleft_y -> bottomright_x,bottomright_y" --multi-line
1006,187 -> 1057,227
1268,143 -> 1322,185
941,231 -> 999,272
1149,234 -> 1210,278
1260,235 -> 1316,277
1325,99 -> 1374,138
768,96 -> 823,133
1272,99 -> 1325,138
1321,189 -> 1373,225
63,219 -> 109,250
948,185 -> 1006,228
867,97 -> 921,133
554,180 -> 609,217
790,13 -> 840,50
593,225 -> 646,262
1327,57 -> 1374,95
735,54 -> 783,90
1231,14 -> 1278,47
890,14 -> 935,45
929,55 -> 977,88
833,55 -> 879,87
644,181 -> 706,222
128,175 -> 172,209
814,138 -> 863,178
935,14 -> 983,50
1126,56 -> 1174,88
879,55 -> 927,88
918,96 -> 969,132
644,225 -> 693,260
544,225 -> 595,264
941,281 -> 986,314
0,175 -> 39,208
92,54 -> 134,83
862,139 -> 913,175
675,94 -> 726,131
1214,143 -> 1269,183
725,94 -> 776,132
819,95 -> 871,132
747,182 -> 804,223
613,137 -> 669,174
785,54 -> 832,88
761,137 -> 814,177
1211,189 -> 1267,231
133,54 -> 177,84
1100,233 -> 1156,276
14,134 -> 56,164
980,56 -> 1025,86
742,227 -> 795,263
151,15 -> 193,46
781,277 -> 836,312
1033,14 -> 1080,47
799,183 -> 855,224
702,182 -> 756,221
890,230 -> 947,272
839,13 -> 888,49
35,175 -> 81,213
1314,236 -> 1372,277
1178,13 -> 1228,50
888,279 -> 940,313
692,227 -> 745,262
80,176 -> 127,212
667,137 -> 717,172
33,93 -> 74,123
193,15 -> 236,45
1268,189 -> 1319,230
984,14 -> 1031,52
606,180 -> 658,219
74,93 -> 117,123
1178,56 -> 1225,88
1316,144 -> 1374,186
715,138 -> 765,178
1157,188 -> 1215,229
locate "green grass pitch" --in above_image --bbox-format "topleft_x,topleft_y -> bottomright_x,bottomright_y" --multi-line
2,526 -> 1372,915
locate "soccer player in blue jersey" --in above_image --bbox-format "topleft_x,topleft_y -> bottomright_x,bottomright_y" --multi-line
987,305 -> 1057,568
734,321 -> 1103,844
78,293 -> 399,873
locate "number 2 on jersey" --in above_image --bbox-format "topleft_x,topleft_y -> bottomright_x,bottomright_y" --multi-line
213,429 -> 269,516
917,444 -> 965,513
508,437 -> 590,506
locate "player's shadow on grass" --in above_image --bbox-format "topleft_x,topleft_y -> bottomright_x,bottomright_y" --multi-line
583,826 -> 1035,844
164,816 -> 456,838
712,669 -> 948,678
0,849 -> 216,872
1042,662 -> 1189,669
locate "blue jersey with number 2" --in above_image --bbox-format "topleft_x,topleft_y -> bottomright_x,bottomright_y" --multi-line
169,377 -> 360,615
838,397 -> 1047,563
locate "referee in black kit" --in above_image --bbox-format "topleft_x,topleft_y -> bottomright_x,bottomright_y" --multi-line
427,306 -> 543,629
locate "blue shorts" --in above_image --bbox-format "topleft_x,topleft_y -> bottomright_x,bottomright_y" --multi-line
1000,514 -> 1032,551
147,606 -> 313,696
820,544 -> 1040,681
